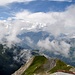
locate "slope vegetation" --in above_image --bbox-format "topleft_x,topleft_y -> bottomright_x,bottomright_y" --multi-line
12,55 -> 75,75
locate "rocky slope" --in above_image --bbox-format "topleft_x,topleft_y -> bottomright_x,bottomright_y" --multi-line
12,56 -> 75,75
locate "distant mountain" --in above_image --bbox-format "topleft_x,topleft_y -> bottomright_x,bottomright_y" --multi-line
18,31 -> 75,66
12,55 -> 75,75
18,31 -> 54,48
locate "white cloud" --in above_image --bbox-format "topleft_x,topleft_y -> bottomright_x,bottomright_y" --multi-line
0,0 -> 34,6
0,4 -> 75,48
37,38 -> 71,57
1,0 -> 72,6
25,37 -> 33,44
14,11 -> 65,36
0,19 -> 41,47
49,0 -> 72,2
0,20 -> 22,47
13,49 -> 31,63
37,38 -> 52,50
13,4 -> 75,36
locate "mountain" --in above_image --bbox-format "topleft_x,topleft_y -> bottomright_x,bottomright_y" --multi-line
0,44 -> 30,75
0,43 -> 40,75
12,56 -> 75,75
0,31 -> 75,75
18,31 -> 54,49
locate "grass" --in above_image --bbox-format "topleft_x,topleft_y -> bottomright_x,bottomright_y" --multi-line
49,59 -> 72,73
21,56 -> 73,75
22,56 -> 47,75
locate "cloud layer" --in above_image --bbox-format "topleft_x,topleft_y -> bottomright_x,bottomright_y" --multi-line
49,0 -> 72,2
0,4 -> 75,44
0,0 -> 34,6
0,4 -> 75,57
13,4 -> 75,36
37,38 -> 71,57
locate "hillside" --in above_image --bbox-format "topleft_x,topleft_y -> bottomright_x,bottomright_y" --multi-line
12,56 -> 75,75
0,44 -> 27,75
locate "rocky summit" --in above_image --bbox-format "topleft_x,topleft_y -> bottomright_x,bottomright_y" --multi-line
12,56 -> 75,75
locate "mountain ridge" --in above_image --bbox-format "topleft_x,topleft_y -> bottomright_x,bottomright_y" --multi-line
12,55 -> 75,75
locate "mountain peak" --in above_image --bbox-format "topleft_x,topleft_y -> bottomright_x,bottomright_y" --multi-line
12,55 -> 75,75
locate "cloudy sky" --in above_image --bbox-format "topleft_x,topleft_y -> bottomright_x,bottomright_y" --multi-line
0,0 -> 74,19
0,0 -> 75,47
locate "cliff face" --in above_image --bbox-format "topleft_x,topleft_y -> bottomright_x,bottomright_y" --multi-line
12,56 -> 75,75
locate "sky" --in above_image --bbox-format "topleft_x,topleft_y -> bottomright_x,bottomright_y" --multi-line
0,0 -> 75,44
0,0 -> 75,19
0,0 -> 75,57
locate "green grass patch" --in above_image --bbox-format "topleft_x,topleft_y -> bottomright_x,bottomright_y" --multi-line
22,56 -> 47,75
49,59 -> 72,73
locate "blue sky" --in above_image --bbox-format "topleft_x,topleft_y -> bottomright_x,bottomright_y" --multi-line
0,0 -> 75,19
